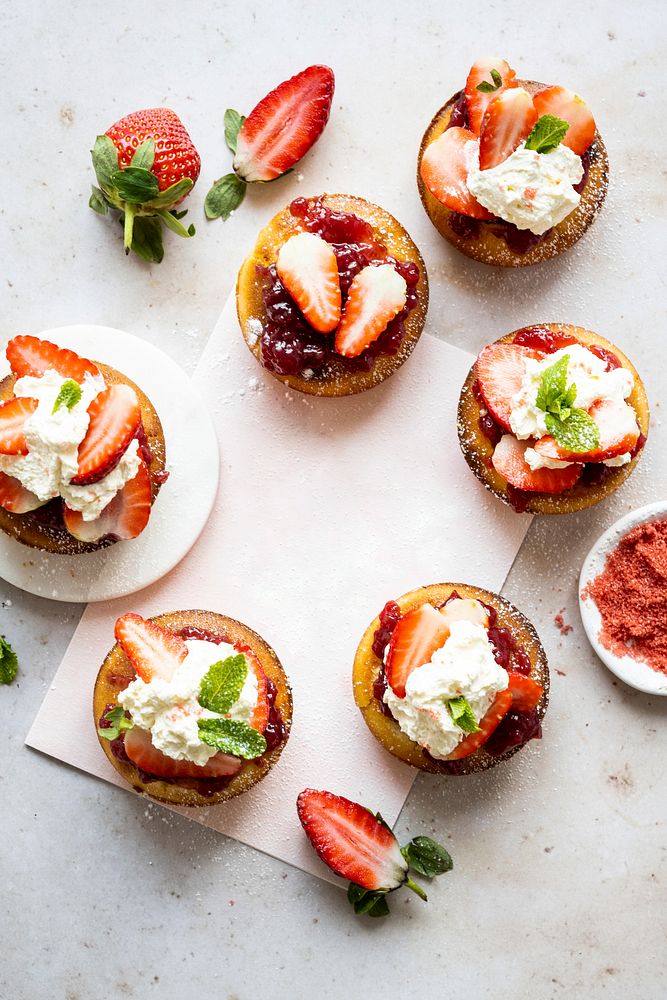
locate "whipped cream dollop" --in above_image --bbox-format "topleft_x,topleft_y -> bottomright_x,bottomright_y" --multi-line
508,344 -> 635,471
118,640 -> 259,765
384,617 -> 508,760
466,140 -> 583,235
0,369 -> 141,520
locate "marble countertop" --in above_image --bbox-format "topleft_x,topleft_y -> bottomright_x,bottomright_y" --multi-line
1,2 -> 665,998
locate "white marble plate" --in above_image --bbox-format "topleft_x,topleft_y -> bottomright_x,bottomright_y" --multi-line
579,501 -> 667,695
0,325 -> 219,603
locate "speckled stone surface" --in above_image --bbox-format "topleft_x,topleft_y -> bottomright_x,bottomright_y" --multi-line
1,2 -> 665,999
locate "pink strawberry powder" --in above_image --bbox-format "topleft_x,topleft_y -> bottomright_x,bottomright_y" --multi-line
584,517 -> 667,674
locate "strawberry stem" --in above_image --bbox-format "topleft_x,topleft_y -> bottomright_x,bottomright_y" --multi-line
123,206 -> 135,254
405,878 -> 428,902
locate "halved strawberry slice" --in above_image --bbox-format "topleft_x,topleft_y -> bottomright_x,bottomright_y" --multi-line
0,397 -> 38,455
124,725 -> 242,779
235,643 -> 269,733
276,232 -> 341,333
440,597 -> 489,629
385,603 -> 451,699
113,612 -> 188,683
6,335 -> 100,382
506,672 -> 543,711
479,88 -> 538,170
533,398 -> 639,464
297,789 -> 408,891
71,384 -> 141,486
233,65 -> 335,182
533,85 -> 596,155
464,57 -> 518,135
334,265 -> 407,358
0,471 -> 45,513
420,127 -> 495,220
63,459 -> 152,543
492,434 -> 583,493
446,689 -> 513,759
475,343 -> 545,430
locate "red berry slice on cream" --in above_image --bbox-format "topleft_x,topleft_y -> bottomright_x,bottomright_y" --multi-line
464,57 -> 518,135
7,335 -> 100,382
492,434 -> 583,493
0,397 -> 38,455
114,613 -> 188,683
478,88 -> 538,170
0,471 -> 45,513
532,86 -> 596,155
420,127 -> 495,219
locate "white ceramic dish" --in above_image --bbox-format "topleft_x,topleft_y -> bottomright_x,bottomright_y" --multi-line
579,501 -> 667,695
0,325 -> 219,603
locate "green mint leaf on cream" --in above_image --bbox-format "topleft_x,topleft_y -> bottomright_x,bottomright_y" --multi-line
224,108 -> 246,154
52,379 -> 82,414
198,653 -> 247,715
197,718 -> 266,758
535,354 -> 570,413
401,837 -> 454,879
0,636 -> 18,684
97,706 -> 134,740
545,409 -> 600,453
476,68 -> 503,93
447,695 -> 480,733
525,114 -> 570,154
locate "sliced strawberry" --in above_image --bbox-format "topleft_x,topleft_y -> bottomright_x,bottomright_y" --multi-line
420,127 -> 495,220
6,335 -> 100,382
534,398 -> 639,464
440,597 -> 489,629
0,397 -> 38,455
446,689 -> 513,759
113,612 -> 187,683
386,604 -> 451,699
506,672 -> 543,711
492,434 -> 583,493
71,384 -> 141,486
0,471 -> 45,513
475,343 -> 545,430
464,57 -> 518,135
63,459 -> 152,543
334,265 -> 407,358
233,65 -> 335,182
297,788 -> 408,890
533,85 -> 596,155
276,232 -> 341,333
124,725 -> 242,779
479,88 -> 538,170
235,643 -> 270,734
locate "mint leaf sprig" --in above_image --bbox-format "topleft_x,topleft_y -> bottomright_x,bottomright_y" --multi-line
0,636 -> 18,685
476,68 -> 503,93
447,695 -> 481,733
347,816 -> 454,918
98,706 -> 134,740
525,114 -> 570,154
196,652 -> 266,759
535,354 -> 600,453
52,379 -> 82,414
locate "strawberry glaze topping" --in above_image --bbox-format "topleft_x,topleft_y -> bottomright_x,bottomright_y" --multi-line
256,197 -> 420,377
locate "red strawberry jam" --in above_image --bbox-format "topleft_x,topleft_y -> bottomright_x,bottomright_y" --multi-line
257,198 -> 420,378
512,326 -> 578,353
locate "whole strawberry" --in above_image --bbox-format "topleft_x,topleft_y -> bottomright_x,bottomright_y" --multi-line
90,108 -> 201,262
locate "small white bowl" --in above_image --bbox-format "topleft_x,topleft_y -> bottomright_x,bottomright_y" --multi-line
579,501 -> 667,696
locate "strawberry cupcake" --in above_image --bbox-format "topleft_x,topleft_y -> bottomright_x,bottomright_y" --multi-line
458,324 -> 649,514
417,57 -> 607,266
0,336 -> 166,553
353,583 -> 548,775
236,194 -> 429,396
95,611 -> 292,806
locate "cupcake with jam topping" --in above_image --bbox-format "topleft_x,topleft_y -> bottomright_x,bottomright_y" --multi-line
458,324 -> 649,514
236,194 -> 429,395
0,335 -> 166,553
353,583 -> 548,775
95,610 -> 292,806
417,57 -> 608,266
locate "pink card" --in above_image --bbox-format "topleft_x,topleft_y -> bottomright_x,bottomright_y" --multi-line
25,297 -> 531,882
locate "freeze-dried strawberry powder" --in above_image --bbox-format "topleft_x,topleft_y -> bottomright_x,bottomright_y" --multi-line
584,517 -> 667,674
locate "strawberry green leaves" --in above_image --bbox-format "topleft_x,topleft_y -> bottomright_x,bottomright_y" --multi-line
204,173 -> 247,220
0,635 -> 18,685
198,654 -> 247,715
401,836 -> 454,879
525,114 -> 570,154
52,379 -> 82,414
447,695 -> 481,733
197,718 -> 266,758
536,354 -> 600,453
90,134 -> 195,263
224,109 -> 246,154
97,706 -> 134,740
